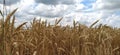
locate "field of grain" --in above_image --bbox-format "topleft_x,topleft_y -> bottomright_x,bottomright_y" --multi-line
0,8 -> 120,55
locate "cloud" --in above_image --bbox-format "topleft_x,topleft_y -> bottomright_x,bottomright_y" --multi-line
90,0 -> 120,27
34,0 -> 80,5
106,15 -> 120,27
20,3 -> 77,18
0,0 -> 20,5
93,0 -> 120,10
0,0 -> 120,28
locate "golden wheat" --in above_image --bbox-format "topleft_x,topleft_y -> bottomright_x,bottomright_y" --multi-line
0,8 -> 120,55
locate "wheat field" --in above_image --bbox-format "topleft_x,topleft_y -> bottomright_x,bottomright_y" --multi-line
0,8 -> 120,55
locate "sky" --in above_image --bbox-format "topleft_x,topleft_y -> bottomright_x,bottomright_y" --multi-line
0,0 -> 120,27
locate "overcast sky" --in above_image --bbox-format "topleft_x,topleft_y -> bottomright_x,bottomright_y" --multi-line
0,0 -> 120,27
